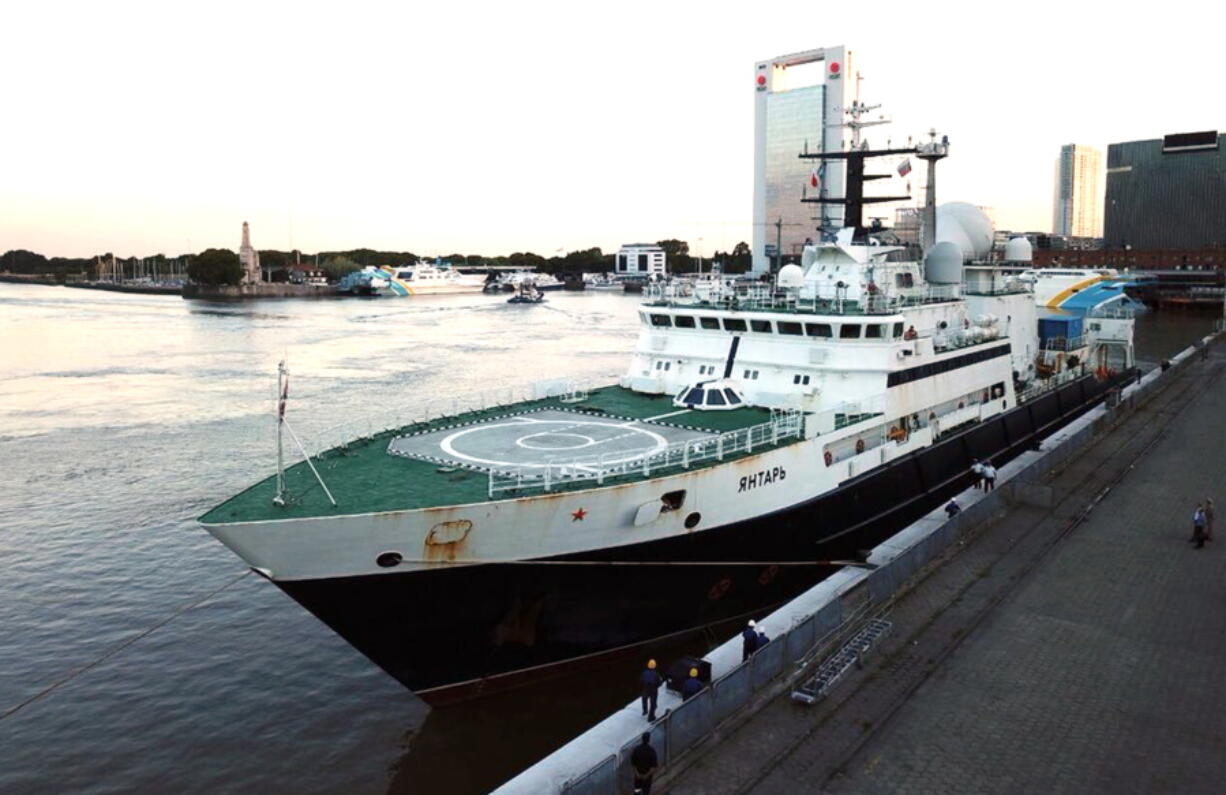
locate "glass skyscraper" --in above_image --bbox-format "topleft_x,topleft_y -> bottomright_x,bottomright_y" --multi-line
1104,132 -> 1226,250
1052,144 -> 1103,238
752,47 -> 851,273
763,86 -> 825,261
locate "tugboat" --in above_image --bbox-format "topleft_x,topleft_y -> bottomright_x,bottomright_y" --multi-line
198,99 -> 1131,705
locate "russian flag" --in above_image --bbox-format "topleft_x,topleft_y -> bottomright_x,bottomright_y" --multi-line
897,158 -> 912,177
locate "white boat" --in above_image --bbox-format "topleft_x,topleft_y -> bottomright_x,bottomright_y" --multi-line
379,262 -> 488,296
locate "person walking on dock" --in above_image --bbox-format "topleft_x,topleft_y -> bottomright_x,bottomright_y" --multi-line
640,659 -> 662,722
971,459 -> 985,490
1191,504 -> 1208,549
1205,499 -> 1216,542
983,462 -> 998,493
742,620 -> 758,662
631,732 -> 658,795
681,668 -> 704,700
945,498 -> 961,518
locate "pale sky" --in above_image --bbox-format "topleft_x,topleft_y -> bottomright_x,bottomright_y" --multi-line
1,1 -> 1220,259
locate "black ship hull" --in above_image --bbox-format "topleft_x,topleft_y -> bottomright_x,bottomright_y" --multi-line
276,373 -> 1122,704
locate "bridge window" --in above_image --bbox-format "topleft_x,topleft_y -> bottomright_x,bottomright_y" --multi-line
840,324 -> 862,339
674,315 -> 696,328
896,272 -> 914,288
865,324 -> 884,339
805,323 -> 833,338
650,314 -> 672,328
707,390 -> 727,406
750,319 -> 773,333
722,389 -> 742,405
723,318 -> 747,332
893,322 -> 904,339
778,321 -> 803,336
700,317 -> 721,330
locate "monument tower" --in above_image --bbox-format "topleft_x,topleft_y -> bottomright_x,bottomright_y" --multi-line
239,221 -> 261,284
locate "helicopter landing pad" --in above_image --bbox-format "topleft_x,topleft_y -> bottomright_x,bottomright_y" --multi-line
386,409 -> 715,471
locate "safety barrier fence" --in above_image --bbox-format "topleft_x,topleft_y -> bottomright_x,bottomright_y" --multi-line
488,409 -> 804,497
555,332 -> 1224,794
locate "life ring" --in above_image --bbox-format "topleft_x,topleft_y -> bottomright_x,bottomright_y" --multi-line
824,450 -> 833,467
855,439 -> 865,454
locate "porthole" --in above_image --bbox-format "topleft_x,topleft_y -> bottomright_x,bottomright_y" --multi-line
376,551 -> 403,568
685,512 -> 702,529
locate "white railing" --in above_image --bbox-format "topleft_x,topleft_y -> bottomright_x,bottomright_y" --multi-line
1017,365 -> 1086,404
646,282 -> 961,316
1041,335 -> 1088,352
808,394 -> 888,434
295,375 -> 612,460
487,409 -> 805,497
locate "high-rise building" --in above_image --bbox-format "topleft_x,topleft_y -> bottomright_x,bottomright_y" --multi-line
1052,144 -> 1102,238
239,221 -> 261,284
1104,131 -> 1226,250
752,46 -> 854,273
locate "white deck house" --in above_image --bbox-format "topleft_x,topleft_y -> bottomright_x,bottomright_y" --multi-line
616,244 -> 667,277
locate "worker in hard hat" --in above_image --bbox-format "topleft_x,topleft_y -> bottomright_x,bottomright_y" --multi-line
681,667 -> 704,700
741,619 -> 758,662
640,658 -> 662,721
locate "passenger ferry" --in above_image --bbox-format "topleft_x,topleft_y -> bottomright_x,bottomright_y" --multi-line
340,262 -> 487,296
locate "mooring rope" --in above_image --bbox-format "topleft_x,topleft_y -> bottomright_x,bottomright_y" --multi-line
385,558 -> 873,568
1,569 -> 252,722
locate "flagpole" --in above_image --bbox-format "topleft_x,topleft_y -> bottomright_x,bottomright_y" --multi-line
274,360 -> 286,506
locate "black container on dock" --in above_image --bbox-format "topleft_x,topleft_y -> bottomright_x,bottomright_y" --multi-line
665,656 -> 712,693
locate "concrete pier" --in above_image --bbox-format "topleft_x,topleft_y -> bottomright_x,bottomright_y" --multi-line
663,340 -> 1226,793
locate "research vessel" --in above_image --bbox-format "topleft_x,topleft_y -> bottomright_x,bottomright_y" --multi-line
199,108 -> 1130,704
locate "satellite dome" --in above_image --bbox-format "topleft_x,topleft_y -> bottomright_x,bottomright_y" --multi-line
924,241 -> 964,284
935,202 -> 994,262
1003,236 -> 1033,263
776,263 -> 804,289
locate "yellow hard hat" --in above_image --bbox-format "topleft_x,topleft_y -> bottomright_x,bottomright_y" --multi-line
689,668 -> 699,678
647,659 -> 656,669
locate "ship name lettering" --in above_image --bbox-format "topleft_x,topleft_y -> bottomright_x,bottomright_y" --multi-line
738,466 -> 786,493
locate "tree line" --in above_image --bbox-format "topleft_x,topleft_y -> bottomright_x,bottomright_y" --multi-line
2,239 -> 755,287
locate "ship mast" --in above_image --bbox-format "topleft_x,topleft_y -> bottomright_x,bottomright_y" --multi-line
800,96 -> 947,244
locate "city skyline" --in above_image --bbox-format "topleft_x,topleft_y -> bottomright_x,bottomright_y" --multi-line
1,1 -> 1221,260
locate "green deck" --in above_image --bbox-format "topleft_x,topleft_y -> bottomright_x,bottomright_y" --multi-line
200,385 -> 790,525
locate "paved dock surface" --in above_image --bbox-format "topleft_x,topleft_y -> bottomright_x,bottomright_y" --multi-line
664,345 -> 1226,794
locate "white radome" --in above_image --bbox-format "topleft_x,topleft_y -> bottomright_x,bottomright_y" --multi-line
1003,236 -> 1033,263
936,202 -> 994,262
776,263 -> 805,289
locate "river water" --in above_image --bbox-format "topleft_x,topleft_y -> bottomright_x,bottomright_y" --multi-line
0,283 -> 1217,794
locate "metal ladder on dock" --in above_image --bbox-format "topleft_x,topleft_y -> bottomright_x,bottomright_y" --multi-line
791,618 -> 893,705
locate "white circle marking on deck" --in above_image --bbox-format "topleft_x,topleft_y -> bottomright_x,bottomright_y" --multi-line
516,432 -> 596,450
439,419 -> 669,468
